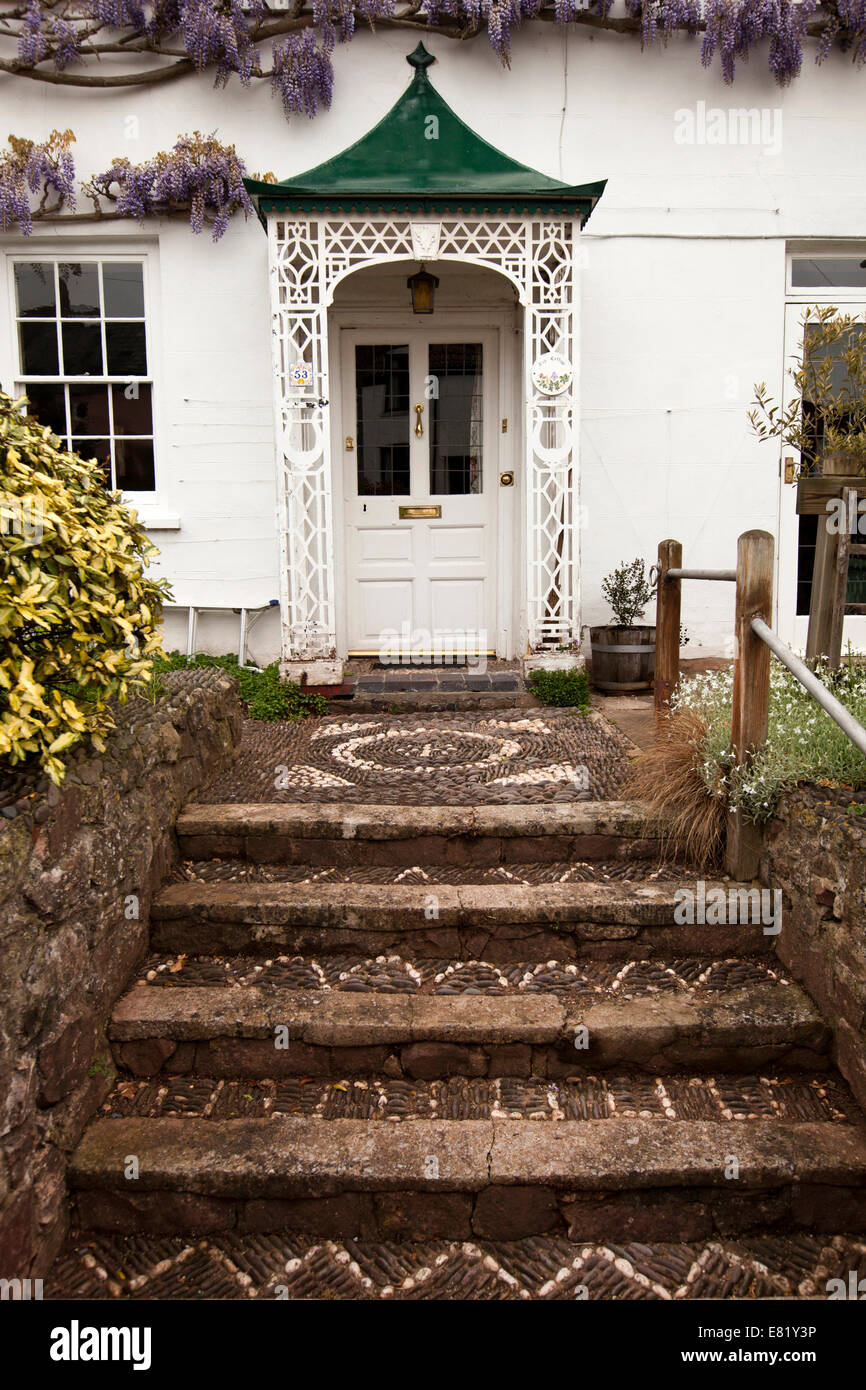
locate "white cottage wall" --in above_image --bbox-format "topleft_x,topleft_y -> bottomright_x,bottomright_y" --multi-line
1,21 -> 865,658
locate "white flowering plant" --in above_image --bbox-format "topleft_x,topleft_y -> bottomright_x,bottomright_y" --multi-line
671,658 -> 866,824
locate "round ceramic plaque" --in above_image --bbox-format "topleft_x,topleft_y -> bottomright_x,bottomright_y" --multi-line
531,352 -> 573,396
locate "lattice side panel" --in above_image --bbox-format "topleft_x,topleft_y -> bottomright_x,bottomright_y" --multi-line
272,219 -> 336,660
525,221 -> 579,648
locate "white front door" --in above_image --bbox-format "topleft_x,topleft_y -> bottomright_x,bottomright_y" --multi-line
342,329 -> 499,658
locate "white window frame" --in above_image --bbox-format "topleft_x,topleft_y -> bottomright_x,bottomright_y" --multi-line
786,241 -> 866,302
2,242 -> 162,506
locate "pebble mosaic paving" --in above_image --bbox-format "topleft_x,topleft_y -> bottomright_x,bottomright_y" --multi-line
171,859 -> 684,886
137,953 -> 791,999
96,1073 -> 853,1125
47,1233 -> 866,1300
195,712 -> 632,805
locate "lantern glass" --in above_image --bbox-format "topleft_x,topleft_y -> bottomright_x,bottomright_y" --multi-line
407,266 -> 439,314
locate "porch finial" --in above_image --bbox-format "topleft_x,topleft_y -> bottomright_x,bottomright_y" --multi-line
407,42 -> 436,73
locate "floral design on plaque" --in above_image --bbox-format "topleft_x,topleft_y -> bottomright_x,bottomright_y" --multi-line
289,362 -> 314,390
531,352 -> 573,396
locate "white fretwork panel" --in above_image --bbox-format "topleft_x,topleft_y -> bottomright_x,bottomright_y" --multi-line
269,213 -> 580,661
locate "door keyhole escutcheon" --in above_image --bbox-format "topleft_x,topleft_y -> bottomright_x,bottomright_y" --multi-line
414,403 -> 424,438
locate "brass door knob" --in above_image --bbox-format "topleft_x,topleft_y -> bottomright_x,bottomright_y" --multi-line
414,403 -> 424,438
499,471 -> 514,487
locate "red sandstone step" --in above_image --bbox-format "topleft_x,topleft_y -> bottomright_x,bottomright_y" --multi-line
176,801 -> 669,866
149,879 -> 773,960
69,1115 -> 866,1242
108,980 -> 830,1078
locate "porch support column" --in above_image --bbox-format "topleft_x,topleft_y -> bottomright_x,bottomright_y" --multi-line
268,214 -> 341,684
524,217 -> 580,653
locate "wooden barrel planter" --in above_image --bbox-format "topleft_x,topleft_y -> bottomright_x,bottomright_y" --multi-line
589,625 -> 656,692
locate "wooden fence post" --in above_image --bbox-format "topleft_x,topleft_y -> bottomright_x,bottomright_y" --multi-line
806,456 -> 845,663
654,539 -> 682,718
826,486 -> 854,670
726,529 -> 774,881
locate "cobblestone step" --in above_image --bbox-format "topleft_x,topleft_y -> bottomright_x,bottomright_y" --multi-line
176,801 -> 666,866
69,1115 -> 866,1241
150,879 -> 773,960
108,980 -> 830,1078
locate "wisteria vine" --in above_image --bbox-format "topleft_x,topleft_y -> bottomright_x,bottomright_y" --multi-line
0,129 -> 75,235
1,2 -> 866,119
0,129 -> 258,239
84,130 -> 255,239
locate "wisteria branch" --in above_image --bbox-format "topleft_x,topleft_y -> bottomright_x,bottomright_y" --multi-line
0,3 -> 864,114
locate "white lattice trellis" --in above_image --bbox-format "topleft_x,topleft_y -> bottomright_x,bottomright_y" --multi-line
268,213 -> 581,662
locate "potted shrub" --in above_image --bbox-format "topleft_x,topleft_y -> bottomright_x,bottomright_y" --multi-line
589,558 -> 655,693
749,306 -> 866,491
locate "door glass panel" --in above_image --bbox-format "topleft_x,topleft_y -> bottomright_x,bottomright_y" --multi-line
797,319 -> 866,611
429,343 -> 483,495
355,344 -> 410,495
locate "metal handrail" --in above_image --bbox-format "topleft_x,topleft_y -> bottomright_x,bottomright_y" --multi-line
666,568 -> 737,582
750,617 -> 866,759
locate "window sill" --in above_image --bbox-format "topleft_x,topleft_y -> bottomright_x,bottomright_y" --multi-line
127,507 -> 181,531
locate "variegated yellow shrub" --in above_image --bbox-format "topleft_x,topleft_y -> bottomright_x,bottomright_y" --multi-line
0,389 -> 170,784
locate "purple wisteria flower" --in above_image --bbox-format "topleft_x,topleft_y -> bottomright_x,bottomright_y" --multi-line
88,131 -> 252,240
0,131 -> 76,236
271,27 -> 335,117
179,0 -> 264,85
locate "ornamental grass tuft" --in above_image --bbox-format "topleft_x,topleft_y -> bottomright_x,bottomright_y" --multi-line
628,658 -> 866,864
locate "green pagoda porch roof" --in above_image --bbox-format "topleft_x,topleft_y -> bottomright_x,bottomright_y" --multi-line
244,44 -> 606,220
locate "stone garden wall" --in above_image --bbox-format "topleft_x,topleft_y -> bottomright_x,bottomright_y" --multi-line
0,670 -> 242,1277
764,785 -> 866,1113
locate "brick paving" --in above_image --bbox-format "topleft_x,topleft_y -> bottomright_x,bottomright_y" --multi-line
46,1232 -> 866,1300
195,710 -> 632,805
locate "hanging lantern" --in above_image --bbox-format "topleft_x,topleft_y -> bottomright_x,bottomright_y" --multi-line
407,264 -> 439,314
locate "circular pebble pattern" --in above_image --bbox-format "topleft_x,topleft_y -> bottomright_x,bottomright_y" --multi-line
196,710 -> 632,805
